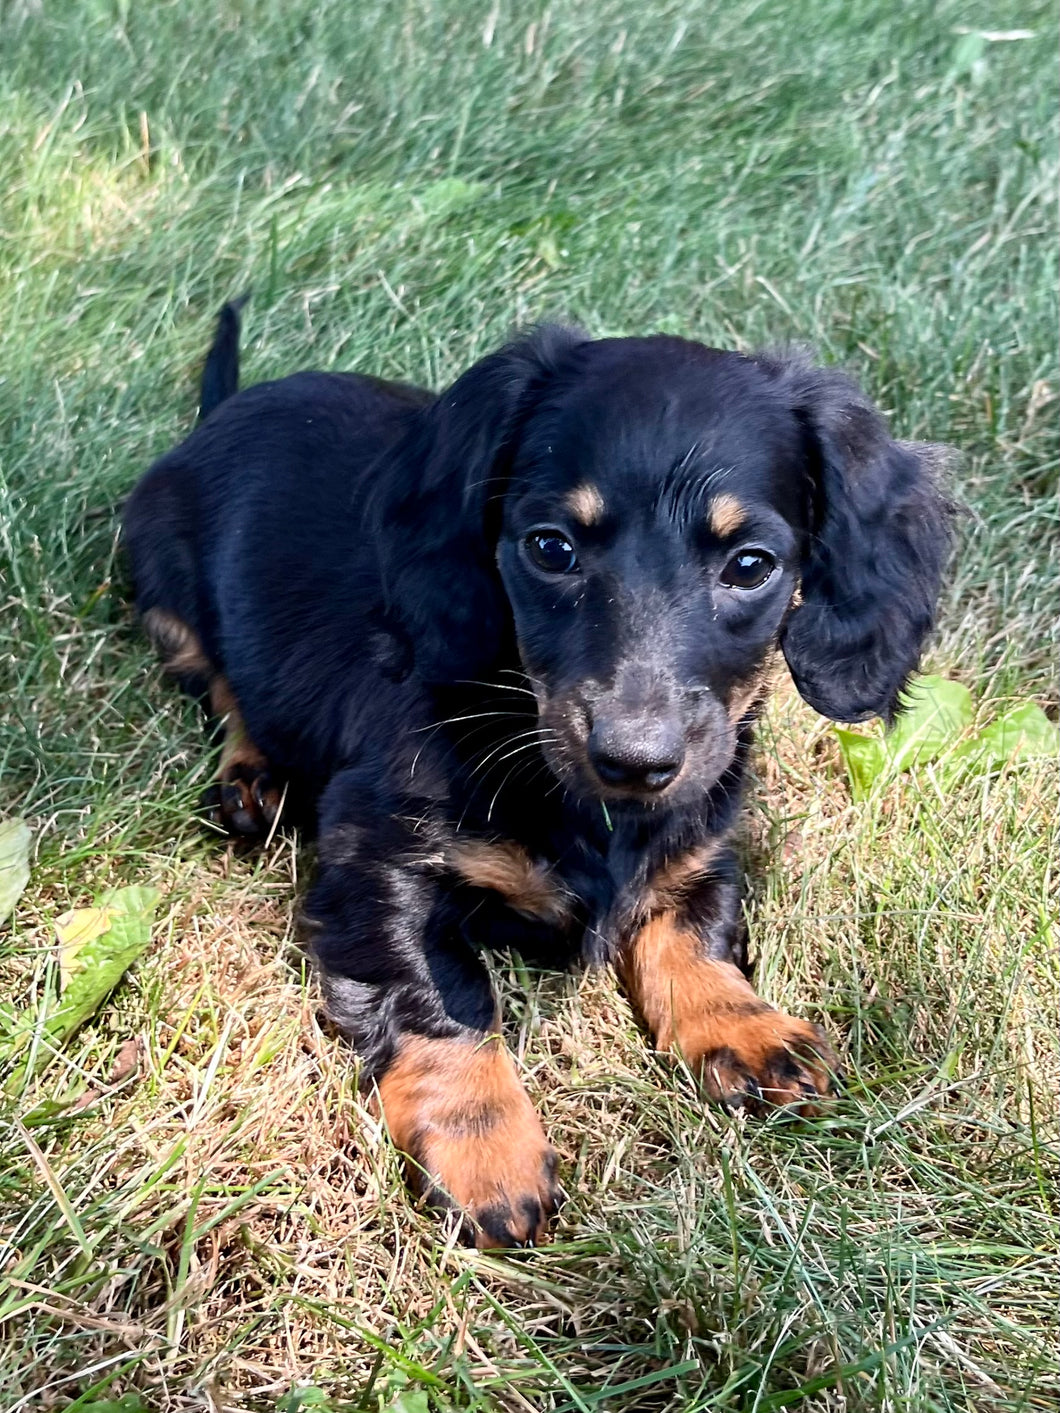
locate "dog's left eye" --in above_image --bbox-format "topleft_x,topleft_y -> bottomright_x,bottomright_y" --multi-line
526,529 -> 579,574
720,549 -> 776,590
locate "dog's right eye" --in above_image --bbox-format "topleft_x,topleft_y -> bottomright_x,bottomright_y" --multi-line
526,529 -> 579,574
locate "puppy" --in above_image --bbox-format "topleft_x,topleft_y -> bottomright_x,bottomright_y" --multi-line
124,304 -> 952,1247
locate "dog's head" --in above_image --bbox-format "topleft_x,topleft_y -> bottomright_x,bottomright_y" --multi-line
376,329 -> 953,808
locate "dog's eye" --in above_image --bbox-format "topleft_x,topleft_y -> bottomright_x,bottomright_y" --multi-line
526,529 -> 579,574
719,549 -> 776,590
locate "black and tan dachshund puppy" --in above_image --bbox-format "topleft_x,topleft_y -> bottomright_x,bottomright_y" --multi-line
124,304 -> 951,1247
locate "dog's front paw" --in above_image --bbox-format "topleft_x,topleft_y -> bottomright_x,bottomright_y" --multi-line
378,1034 -> 561,1248
619,920 -> 838,1118
417,1118 -> 560,1249
683,1008 -> 837,1116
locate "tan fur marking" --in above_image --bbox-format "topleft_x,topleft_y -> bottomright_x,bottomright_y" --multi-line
633,839 -> 728,923
727,654 -> 782,726
708,493 -> 746,538
617,912 -> 835,1111
208,676 -> 267,775
448,839 -> 572,926
378,1034 -> 557,1248
142,616 -> 280,832
727,668 -> 769,725
206,677 -> 282,832
208,675 -> 239,720
141,607 -> 211,678
564,483 -> 605,526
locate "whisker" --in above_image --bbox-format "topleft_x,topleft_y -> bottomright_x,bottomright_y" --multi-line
486,750 -> 550,824
409,710 -> 537,780
462,728 -> 557,784
452,730 -> 563,831
453,676 -> 539,700
496,666 -> 549,697
410,707 -> 536,734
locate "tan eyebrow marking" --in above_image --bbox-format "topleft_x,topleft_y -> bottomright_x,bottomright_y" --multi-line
708,493 -> 746,538
564,483 -> 605,525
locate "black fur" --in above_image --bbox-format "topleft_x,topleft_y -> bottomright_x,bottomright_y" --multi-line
125,307 -> 952,1085
198,293 -> 249,420
757,349 -> 954,723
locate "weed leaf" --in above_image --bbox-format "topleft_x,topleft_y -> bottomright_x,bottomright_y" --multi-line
46,886 -> 160,1047
0,818 -> 32,927
833,676 -> 1054,797
56,906 -> 114,991
942,701 -> 1058,782
832,728 -> 887,801
887,675 -> 975,771
834,675 -> 973,797
5,886 -> 159,1092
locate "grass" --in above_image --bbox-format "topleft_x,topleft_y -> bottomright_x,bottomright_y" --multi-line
0,0 -> 1056,1407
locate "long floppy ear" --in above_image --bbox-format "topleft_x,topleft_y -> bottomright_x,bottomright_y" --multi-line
756,349 -> 955,722
369,325 -> 586,683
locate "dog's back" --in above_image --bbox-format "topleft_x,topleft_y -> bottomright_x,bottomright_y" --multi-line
122,305 -> 432,782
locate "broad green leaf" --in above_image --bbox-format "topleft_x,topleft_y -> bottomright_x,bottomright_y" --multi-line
277,1388 -> 333,1413
833,727 -> 887,800
56,906 -> 114,991
0,818 -> 32,927
0,999 -> 38,1063
835,678 -> 1056,800
46,886 -> 159,1043
946,31 -> 988,86
888,675 -> 975,771
7,885 -> 159,1091
834,676 -> 975,797
943,701 -> 1058,781
411,177 -> 486,220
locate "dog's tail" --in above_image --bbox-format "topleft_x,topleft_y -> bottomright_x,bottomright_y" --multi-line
198,293 -> 250,421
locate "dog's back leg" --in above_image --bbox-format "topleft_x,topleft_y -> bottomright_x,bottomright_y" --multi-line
141,607 -> 284,838
202,674 -> 284,836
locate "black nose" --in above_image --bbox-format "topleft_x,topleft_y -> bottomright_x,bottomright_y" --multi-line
588,719 -> 685,793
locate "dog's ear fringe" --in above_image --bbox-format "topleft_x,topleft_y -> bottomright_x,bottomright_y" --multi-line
446,323 -> 591,513
364,324 -> 589,684
753,344 -> 964,478
368,323 -> 589,519
751,347 -> 959,724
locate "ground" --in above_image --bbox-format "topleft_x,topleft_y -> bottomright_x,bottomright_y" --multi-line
0,2 -> 1056,1410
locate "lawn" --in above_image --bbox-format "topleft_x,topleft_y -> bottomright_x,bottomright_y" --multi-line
0,1 -> 1057,1409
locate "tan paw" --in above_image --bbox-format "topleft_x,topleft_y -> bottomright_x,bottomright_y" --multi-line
619,915 -> 838,1118
379,1034 -> 560,1248
682,1007 -> 838,1116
